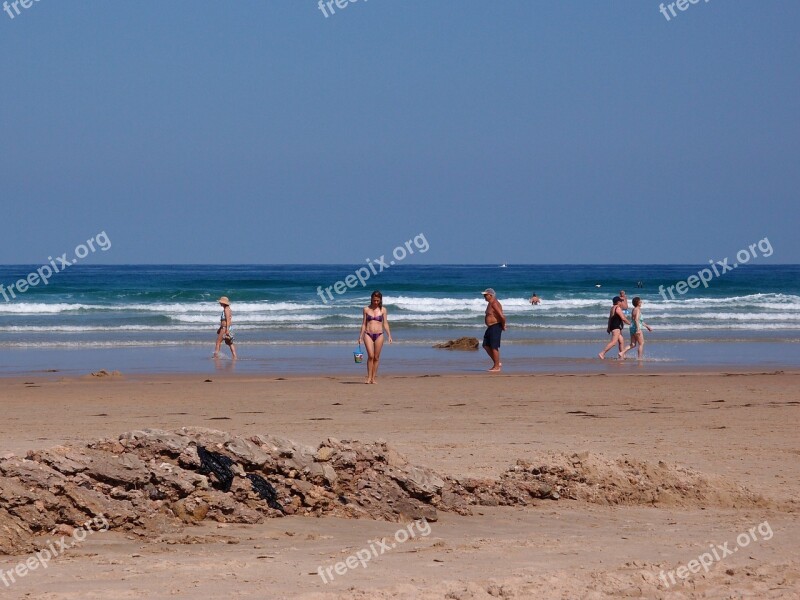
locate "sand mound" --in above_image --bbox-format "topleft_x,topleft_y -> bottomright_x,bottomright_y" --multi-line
297,562 -> 800,599
0,429 -> 768,555
464,451 -> 771,509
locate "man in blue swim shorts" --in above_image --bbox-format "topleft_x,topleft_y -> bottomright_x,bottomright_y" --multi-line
481,288 -> 506,372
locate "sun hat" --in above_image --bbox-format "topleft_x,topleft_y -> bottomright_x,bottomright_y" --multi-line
481,288 -> 495,296
218,296 -> 230,305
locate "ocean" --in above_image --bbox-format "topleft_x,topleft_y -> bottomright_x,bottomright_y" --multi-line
1,264 -> 798,375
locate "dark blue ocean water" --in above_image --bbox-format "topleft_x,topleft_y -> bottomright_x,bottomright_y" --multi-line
0,264 -> 798,374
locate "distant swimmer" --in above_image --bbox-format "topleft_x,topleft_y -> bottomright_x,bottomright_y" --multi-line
529,292 -> 541,305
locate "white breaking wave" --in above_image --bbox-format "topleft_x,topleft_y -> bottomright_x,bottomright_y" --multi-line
168,313 -> 344,324
1,293 -> 797,315
0,300 -> 330,315
648,293 -> 800,310
0,303 -> 94,314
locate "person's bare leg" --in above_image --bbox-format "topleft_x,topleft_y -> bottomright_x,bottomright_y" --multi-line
599,332 -> 619,359
620,333 -> 635,359
490,348 -> 501,371
229,342 -> 237,360
485,346 -> 501,371
483,344 -> 496,370
637,334 -> 645,359
213,328 -> 224,358
617,332 -> 626,358
363,336 -> 375,383
370,335 -> 385,383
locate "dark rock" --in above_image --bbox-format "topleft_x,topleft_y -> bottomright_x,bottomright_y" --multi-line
433,337 -> 480,350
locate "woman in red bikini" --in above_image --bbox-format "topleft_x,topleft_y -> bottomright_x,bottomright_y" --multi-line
358,290 -> 393,384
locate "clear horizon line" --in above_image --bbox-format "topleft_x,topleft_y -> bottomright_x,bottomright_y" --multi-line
0,262 -> 798,267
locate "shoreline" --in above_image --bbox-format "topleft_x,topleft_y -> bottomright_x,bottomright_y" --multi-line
1,338 -> 797,377
2,366 -> 799,382
2,366 -> 799,383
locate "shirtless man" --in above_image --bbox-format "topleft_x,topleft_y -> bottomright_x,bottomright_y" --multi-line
481,288 -> 506,372
618,290 -> 629,312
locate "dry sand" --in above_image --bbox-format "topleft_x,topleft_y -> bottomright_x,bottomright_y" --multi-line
1,371 -> 798,599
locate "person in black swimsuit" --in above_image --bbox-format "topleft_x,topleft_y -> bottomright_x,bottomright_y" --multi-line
358,290 -> 393,384
598,296 -> 630,360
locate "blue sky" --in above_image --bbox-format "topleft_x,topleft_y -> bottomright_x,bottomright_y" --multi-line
1,1 -> 798,264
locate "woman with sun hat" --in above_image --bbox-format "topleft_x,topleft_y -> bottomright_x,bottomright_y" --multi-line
213,296 -> 237,359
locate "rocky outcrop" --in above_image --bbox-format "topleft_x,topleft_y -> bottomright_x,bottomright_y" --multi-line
0,430 -> 768,555
89,370 -> 122,377
433,337 -> 480,350
0,428 -> 454,555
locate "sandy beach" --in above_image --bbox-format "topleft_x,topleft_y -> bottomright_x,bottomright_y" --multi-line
5,0 -> 799,598
1,370 -> 798,599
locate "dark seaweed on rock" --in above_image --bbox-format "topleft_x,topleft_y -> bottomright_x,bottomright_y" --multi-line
196,446 -> 235,492
246,473 -> 284,512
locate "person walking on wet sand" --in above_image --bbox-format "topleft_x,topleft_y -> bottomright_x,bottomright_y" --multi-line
598,296 -> 629,359
620,297 -> 653,360
482,288 -> 506,372
358,290 -> 393,384
214,296 -> 237,360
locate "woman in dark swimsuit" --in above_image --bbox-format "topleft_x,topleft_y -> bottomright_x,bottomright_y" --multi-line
358,290 -> 393,384
598,296 -> 630,360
